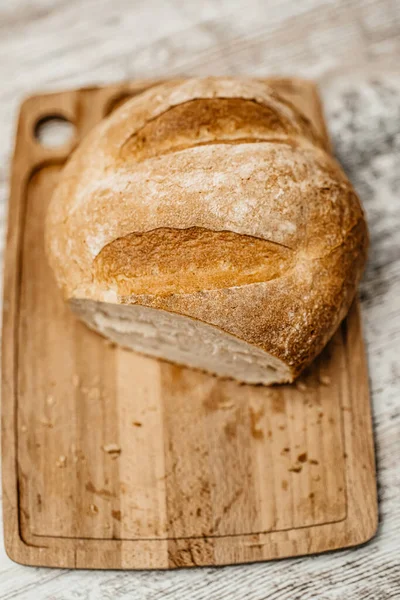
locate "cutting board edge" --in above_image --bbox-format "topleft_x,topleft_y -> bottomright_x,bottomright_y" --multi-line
1,79 -> 378,569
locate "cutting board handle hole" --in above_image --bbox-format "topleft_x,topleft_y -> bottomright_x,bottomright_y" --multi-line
34,115 -> 75,148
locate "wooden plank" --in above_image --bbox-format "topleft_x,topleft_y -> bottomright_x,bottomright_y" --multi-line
1,78 -> 377,569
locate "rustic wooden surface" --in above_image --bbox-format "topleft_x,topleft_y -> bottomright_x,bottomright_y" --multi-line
0,0 -> 399,597
2,79 -> 377,570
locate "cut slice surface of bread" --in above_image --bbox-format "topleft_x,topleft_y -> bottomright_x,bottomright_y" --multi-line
71,299 -> 291,385
46,77 -> 368,385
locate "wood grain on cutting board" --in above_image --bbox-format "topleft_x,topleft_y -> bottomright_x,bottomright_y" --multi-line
1,79 -> 377,569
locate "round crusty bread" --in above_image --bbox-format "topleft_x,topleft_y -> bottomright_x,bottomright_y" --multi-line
46,77 -> 368,385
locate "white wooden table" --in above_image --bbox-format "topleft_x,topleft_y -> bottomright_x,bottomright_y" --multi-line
0,1 -> 399,598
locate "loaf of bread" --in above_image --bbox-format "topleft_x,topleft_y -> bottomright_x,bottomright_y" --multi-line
46,77 -> 368,385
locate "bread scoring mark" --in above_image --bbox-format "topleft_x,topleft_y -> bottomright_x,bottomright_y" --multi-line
123,136 -> 312,163
93,227 -> 294,296
119,97 -> 321,163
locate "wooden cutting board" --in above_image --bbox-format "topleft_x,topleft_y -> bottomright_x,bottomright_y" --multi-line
1,78 -> 378,569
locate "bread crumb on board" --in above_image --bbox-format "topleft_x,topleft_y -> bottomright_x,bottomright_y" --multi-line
296,381 -> 308,392
56,455 -> 67,468
289,465 -> 302,473
102,443 -> 121,458
319,374 -> 331,386
46,394 -> 55,406
85,386 -> 101,400
90,503 -> 99,514
219,401 -> 235,410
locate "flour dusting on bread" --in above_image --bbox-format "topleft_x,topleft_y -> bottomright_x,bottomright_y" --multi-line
46,77 -> 367,384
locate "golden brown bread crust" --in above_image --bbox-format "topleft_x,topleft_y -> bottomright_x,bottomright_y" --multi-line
119,96 -> 325,161
94,227 -> 293,296
46,77 -> 368,381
